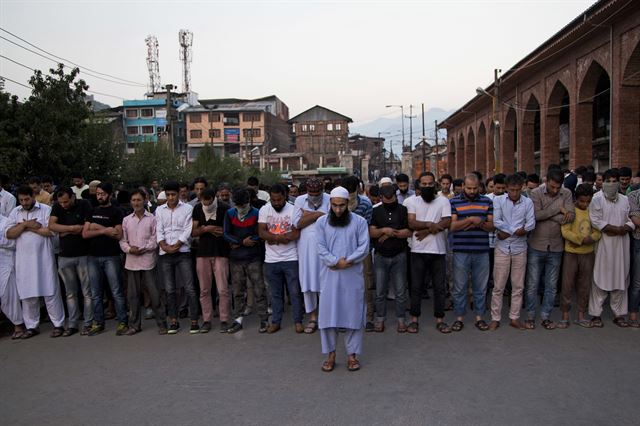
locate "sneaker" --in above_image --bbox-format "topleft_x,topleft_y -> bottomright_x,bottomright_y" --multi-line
219,321 -> 230,333
200,321 -> 211,333
190,322 -> 200,334
365,321 -> 375,332
88,324 -> 105,336
258,321 -> 268,334
168,322 -> 180,334
144,308 -> 154,320
115,322 -> 128,336
227,321 -> 243,334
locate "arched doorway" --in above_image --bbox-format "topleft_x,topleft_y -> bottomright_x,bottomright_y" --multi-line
521,94 -> 541,174
448,138 -> 455,176
487,121 -> 496,175
502,107 -> 517,174
457,133 -> 465,177
577,60 -> 610,171
466,127 -> 475,175
476,122 -> 487,178
619,40 -> 640,170
545,81 -> 570,171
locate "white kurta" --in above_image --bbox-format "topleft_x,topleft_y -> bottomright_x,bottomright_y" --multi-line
589,192 -> 634,292
6,202 -> 58,299
0,215 -> 16,297
316,213 -> 370,330
294,193 -> 330,293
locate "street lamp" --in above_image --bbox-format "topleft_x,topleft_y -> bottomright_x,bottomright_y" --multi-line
475,69 -> 502,173
385,105 -> 405,150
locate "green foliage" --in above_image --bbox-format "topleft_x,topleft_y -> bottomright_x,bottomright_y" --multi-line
0,90 -> 26,178
121,142 -> 184,186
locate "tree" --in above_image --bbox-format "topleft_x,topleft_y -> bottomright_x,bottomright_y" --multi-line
121,142 -> 184,186
0,89 -> 26,178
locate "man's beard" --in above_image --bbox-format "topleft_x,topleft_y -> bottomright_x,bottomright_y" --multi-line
97,198 -> 109,206
399,187 -> 408,194
272,203 -> 285,212
420,186 -> 436,203
329,209 -> 351,227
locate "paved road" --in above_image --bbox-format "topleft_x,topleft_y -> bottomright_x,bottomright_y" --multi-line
1,302 -> 639,426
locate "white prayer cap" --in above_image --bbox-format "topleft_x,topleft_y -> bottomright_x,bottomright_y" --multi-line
379,177 -> 393,186
157,191 -> 167,200
330,186 -> 349,200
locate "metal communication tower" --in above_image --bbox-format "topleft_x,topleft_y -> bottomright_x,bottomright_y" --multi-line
145,35 -> 161,94
178,29 -> 193,93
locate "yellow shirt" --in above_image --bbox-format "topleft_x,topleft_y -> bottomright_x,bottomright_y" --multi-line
35,190 -> 52,206
561,207 -> 601,254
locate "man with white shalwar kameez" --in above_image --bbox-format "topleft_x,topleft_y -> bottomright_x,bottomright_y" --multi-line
588,169 -> 635,328
316,186 -> 370,372
294,178 -> 330,334
0,214 -> 26,339
6,186 -> 65,338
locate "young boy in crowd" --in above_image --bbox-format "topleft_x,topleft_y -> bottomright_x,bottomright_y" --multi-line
558,183 -> 601,328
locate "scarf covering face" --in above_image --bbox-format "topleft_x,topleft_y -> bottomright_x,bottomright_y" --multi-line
203,198 -> 218,222
602,182 -> 619,202
236,204 -> 251,220
348,192 -> 358,212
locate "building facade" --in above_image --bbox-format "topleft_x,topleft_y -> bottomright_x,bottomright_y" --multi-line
289,105 -> 352,169
439,0 -> 640,178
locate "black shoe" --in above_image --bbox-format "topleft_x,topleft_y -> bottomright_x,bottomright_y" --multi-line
200,321 -> 211,333
365,322 -> 375,332
190,322 -> 200,334
227,321 -> 243,334
219,321 -> 230,333
258,321 -> 268,333
168,322 -> 180,334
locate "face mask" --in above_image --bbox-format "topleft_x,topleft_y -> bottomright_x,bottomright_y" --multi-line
399,187 -> 408,194
382,200 -> 398,211
237,205 -> 251,219
420,186 -> 436,203
602,182 -> 619,201
203,203 -> 216,213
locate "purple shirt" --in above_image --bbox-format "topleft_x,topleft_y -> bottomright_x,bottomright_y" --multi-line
120,211 -> 157,271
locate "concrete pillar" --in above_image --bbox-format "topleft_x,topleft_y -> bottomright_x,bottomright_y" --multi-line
401,152 -> 413,176
361,157 -> 370,183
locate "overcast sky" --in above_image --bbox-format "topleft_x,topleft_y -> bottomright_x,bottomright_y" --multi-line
0,0 -> 595,124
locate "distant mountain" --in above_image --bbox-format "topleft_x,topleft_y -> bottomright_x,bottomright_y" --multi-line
351,107 -> 454,150
86,95 -> 111,112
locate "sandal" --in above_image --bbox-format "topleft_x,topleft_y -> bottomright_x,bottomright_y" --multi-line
451,320 -> 464,332
322,358 -> 336,372
475,320 -> 489,331
407,322 -> 419,333
304,320 -> 318,334
574,319 -> 593,328
524,319 -> 536,330
397,322 -> 407,333
613,317 -> 629,328
627,319 -> 640,328
541,319 -> 556,330
347,356 -> 360,372
590,316 -> 604,328
556,320 -> 570,329
21,328 -> 40,339
11,327 -> 26,340
374,322 -> 385,332
436,322 -> 451,334
50,327 -> 64,338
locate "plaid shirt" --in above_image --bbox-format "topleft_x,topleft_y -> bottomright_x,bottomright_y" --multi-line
628,189 -> 640,240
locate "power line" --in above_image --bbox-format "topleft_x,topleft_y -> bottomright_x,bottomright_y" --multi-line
0,75 -> 30,90
0,34 -> 145,88
0,54 -> 126,100
0,27 -> 145,86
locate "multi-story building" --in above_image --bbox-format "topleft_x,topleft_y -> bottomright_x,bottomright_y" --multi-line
289,105 -> 352,169
184,95 -> 291,163
411,140 -> 448,178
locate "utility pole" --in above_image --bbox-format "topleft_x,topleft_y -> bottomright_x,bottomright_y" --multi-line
434,120 -> 439,179
421,103 -> 426,173
405,105 -> 417,152
165,84 -> 174,150
493,68 -> 502,173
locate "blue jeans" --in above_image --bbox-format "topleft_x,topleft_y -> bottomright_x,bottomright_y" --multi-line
628,238 -> 640,313
58,255 -> 93,328
525,247 -> 562,320
88,255 -> 127,326
452,252 -> 490,317
374,252 -> 407,321
264,261 -> 303,325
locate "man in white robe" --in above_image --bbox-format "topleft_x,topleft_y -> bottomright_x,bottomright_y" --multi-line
588,170 -> 635,327
0,214 -> 26,338
316,187 -> 370,372
294,178 -> 330,334
6,186 -> 65,338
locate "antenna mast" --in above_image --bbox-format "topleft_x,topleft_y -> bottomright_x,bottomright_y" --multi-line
145,35 -> 161,94
178,29 -> 193,93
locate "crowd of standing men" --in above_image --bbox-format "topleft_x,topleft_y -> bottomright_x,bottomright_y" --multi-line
1,164 -> 639,372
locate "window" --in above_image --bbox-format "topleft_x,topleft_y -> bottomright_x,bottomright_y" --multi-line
140,108 -> 154,118
156,126 -> 165,134
126,126 -> 139,135
309,124 -> 315,132
243,129 -> 261,138
224,113 -> 240,126
209,129 -> 221,138
125,109 -> 138,118
292,123 -> 296,133
209,112 -> 221,122
190,129 -> 203,139
190,113 -> 202,123
243,112 -> 261,122
301,124 -> 308,132
141,126 -> 154,134
336,123 -> 342,131
327,123 -> 333,131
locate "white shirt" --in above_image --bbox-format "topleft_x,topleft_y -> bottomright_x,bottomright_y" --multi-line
72,184 -> 89,199
405,194 -> 451,255
258,189 -> 270,203
259,202 -> 298,263
155,201 -> 193,255
0,188 -> 16,218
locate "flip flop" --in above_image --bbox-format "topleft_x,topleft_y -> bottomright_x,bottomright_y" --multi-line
304,320 -> 318,334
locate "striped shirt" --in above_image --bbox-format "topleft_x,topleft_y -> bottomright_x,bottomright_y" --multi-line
450,193 -> 493,252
